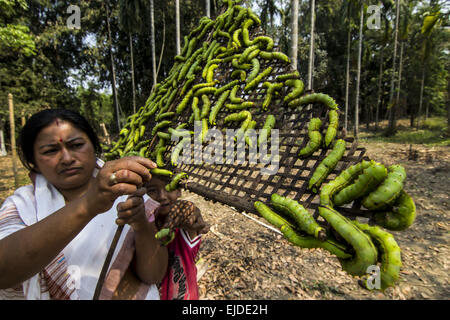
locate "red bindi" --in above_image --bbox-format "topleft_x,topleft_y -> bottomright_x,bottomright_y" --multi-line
59,138 -> 63,142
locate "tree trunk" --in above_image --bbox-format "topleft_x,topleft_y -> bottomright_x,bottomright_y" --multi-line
394,40 -> 405,127
104,2 -> 121,131
307,0 -> 316,92
344,27 -> 351,131
375,48 -> 384,132
129,32 -> 136,114
291,0 -> 299,71
175,0 -> 181,55
0,119 -> 7,157
206,0 -> 210,17
417,68 -> 425,128
354,4 -> 364,138
387,0 -> 400,135
150,0 -> 157,89
425,101 -> 429,120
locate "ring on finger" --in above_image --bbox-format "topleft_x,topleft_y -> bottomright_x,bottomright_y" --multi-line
109,172 -> 118,185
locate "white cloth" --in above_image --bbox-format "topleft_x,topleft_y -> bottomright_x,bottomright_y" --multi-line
0,159 -> 160,300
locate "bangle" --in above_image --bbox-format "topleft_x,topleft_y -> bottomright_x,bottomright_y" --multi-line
148,213 -> 155,223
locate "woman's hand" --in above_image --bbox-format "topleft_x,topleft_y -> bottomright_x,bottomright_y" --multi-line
115,187 -> 150,231
84,156 -> 156,217
155,200 -> 210,236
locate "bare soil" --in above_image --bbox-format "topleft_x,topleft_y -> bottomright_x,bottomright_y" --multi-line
0,141 -> 448,300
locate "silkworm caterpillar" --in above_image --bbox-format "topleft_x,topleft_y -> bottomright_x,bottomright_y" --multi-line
156,111 -> 175,122
284,79 -> 304,103
202,58 -> 222,79
150,168 -> 173,177
232,58 -> 252,70
155,146 -> 167,167
232,28 -> 242,49
257,114 -> 276,147
276,71 -> 300,82
271,194 -> 327,241
308,139 -> 347,193
192,81 -> 218,91
288,93 -> 339,110
229,85 -> 243,104
180,76 -> 195,96
209,90 -> 230,126
298,118 -> 322,158
258,51 -> 290,63
225,102 -> 255,110
200,95 -> 211,119
353,221 -> 402,291
320,160 -> 373,207
151,121 -> 172,136
362,165 -> 406,210
155,228 -> 176,246
333,162 -> 388,207
165,172 -> 189,192
244,66 -> 273,92
318,205 -> 378,276
241,19 -> 254,47
206,64 -> 219,83
374,190 -> 416,231
231,69 -> 246,82
167,128 -> 192,139
215,80 -> 240,97
202,39 -> 217,61
324,109 -> 339,147
191,96 -> 201,121
176,89 -> 194,114
244,120 -> 257,147
196,20 -> 215,42
157,132 -> 171,141
262,82 -> 283,110
199,118 -> 209,144
194,87 -> 217,97
171,138 -> 190,167
239,45 -> 260,64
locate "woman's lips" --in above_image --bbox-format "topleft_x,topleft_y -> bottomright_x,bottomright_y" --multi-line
60,167 -> 81,175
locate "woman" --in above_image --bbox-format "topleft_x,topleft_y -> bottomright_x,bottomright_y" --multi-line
0,109 -> 168,299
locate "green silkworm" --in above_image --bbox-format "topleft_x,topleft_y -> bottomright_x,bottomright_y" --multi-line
276,71 -> 300,82
209,90 -> 230,126
246,58 -> 261,83
138,146 -> 147,157
156,112 -> 176,121
333,162 -> 388,207
250,36 -> 273,50
191,96 -> 201,121
184,38 -> 198,61
206,64 -> 219,83
119,127 -> 129,137
247,7 -> 261,26
200,95 -> 211,119
362,165 -> 406,210
244,120 -> 257,147
280,224 -> 352,260
284,79 -> 305,103
288,93 -> 339,110
253,201 -> 297,230
229,85 -> 243,104
318,205 -> 378,276
155,146 -> 167,167
225,102 -> 255,110
353,221 -> 402,291
194,87 -> 217,97
189,17 -> 211,38
324,109 -> 339,147
239,45 -> 260,64
176,89 -> 194,114
215,80 -> 240,97
258,51 -> 290,63
151,121 -> 172,136
308,139 -> 347,193
150,168 -> 173,177
180,76 -> 195,96
257,114 -> 276,147
165,172 -> 189,192
196,20 -> 215,41
232,58 -> 252,70
298,118 -> 322,158
155,228 -> 176,246
320,160 -> 373,207
270,194 -> 327,241
374,190 -> 416,231
192,81 -> 218,91
241,19 -> 254,47
232,28 -> 242,49
186,58 -> 202,79
202,39 -> 217,61
202,59 -> 222,79
157,132 -> 171,140
168,128 -> 192,139
262,82 -> 283,110
171,138 -> 190,167
244,66 -> 273,92
231,70 -> 246,82
199,118 -> 209,144
224,110 -> 251,124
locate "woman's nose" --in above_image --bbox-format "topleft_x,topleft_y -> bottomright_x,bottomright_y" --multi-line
60,147 -> 75,163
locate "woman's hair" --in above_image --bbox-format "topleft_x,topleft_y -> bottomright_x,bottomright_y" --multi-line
18,109 -> 102,172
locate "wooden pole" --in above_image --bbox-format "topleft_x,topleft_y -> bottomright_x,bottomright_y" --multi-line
8,93 -> 18,189
100,123 -> 111,145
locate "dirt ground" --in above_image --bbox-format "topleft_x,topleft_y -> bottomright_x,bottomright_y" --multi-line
0,141 -> 448,300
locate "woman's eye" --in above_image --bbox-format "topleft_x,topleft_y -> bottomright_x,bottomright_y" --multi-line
44,149 -> 57,154
71,143 -> 84,149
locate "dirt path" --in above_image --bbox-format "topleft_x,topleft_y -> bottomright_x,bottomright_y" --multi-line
188,142 -> 449,300
0,142 -> 448,300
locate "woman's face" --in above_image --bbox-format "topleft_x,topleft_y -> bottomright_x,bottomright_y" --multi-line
33,119 -> 97,193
